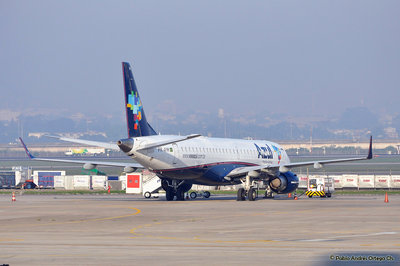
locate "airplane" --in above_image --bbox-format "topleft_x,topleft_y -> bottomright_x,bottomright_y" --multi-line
20,62 -> 373,201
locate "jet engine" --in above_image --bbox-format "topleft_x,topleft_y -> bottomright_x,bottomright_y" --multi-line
124,166 -> 137,173
268,171 -> 299,194
117,138 -> 134,153
83,163 -> 96,170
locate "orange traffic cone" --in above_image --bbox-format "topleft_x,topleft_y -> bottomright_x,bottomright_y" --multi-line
384,192 -> 389,203
288,193 -> 291,198
12,191 -> 16,202
294,196 -> 298,200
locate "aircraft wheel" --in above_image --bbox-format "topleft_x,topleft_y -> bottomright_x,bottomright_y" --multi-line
237,188 -> 246,201
166,188 -> 175,201
204,191 -> 210,198
308,195 -> 312,198
326,193 -> 331,198
264,191 -> 274,199
248,187 -> 256,201
144,191 -> 151,198
176,188 -> 185,201
161,179 -> 170,191
190,192 -> 197,199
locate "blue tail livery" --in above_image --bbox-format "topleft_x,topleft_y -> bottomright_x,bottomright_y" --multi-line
122,62 -> 157,138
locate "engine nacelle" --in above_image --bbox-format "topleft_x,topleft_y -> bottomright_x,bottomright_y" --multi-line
83,163 -> 96,170
124,166 -> 137,173
117,138 -> 134,153
268,171 -> 299,194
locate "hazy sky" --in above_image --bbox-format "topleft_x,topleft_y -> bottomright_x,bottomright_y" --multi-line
1,1 -> 399,121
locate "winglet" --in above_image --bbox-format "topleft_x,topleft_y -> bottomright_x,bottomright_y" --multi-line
19,137 -> 35,159
367,136 -> 373,160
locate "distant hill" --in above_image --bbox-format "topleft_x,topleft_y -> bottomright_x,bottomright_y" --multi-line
0,106 -> 396,143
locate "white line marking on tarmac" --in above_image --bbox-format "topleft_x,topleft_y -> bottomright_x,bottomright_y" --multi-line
299,232 -> 398,242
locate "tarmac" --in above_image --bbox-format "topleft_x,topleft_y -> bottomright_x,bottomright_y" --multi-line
0,193 -> 399,265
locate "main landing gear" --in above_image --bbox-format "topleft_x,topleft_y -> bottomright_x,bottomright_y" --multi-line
237,187 -> 257,201
161,179 -> 192,201
236,175 -> 274,201
236,175 -> 259,201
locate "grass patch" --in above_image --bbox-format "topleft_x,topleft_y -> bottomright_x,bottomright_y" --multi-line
0,189 -> 126,195
330,190 -> 400,195
190,190 -> 236,195
2,189 -> 399,196
206,189 -> 400,195
295,189 -> 400,195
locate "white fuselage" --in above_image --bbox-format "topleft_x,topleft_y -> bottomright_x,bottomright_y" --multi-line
126,135 -> 290,183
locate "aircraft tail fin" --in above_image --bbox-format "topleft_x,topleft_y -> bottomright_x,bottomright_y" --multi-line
122,62 -> 157,138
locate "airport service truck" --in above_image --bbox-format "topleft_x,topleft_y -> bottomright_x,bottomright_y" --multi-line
306,176 -> 334,198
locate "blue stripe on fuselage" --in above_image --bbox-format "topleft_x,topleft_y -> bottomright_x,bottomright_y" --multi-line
154,162 -> 257,185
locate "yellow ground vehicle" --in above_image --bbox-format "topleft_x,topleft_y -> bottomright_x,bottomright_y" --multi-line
306,176 -> 334,198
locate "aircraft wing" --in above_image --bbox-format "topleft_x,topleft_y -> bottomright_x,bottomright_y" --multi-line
226,163 -> 280,179
19,138 -> 142,169
45,135 -> 120,150
226,136 -> 373,179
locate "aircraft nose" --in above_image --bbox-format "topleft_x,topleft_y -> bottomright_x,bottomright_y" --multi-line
117,138 -> 134,153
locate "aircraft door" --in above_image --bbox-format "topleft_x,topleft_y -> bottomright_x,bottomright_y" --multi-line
172,143 -> 178,165
235,145 -> 240,161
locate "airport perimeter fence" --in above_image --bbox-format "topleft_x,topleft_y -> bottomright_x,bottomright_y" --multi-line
194,174 -> 400,191
3,170 -> 400,191
297,174 -> 400,190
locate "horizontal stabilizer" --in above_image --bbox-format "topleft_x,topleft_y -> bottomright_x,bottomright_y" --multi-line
19,138 -> 142,169
137,134 -> 202,151
45,135 -> 119,150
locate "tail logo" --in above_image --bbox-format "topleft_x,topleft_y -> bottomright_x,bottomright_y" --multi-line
127,91 -> 142,130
